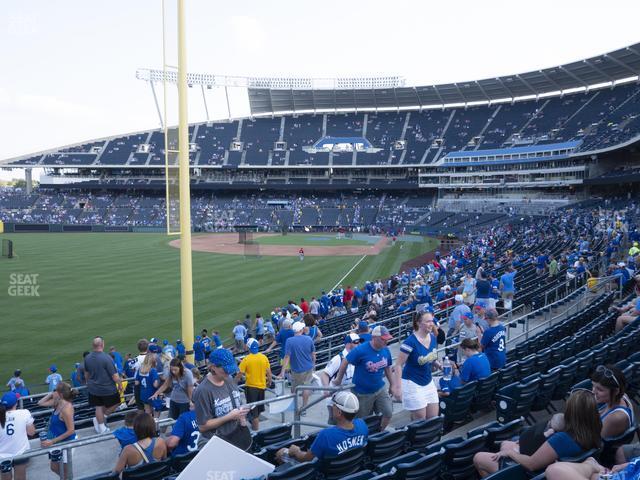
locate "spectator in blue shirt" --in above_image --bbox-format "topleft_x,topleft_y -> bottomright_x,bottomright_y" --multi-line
193,336 -> 205,367
176,340 -> 186,357
232,320 -> 248,353
335,326 -> 396,430
500,266 -> 517,310
281,322 -> 316,410
166,408 -> 199,456
457,338 -> 491,383
211,331 -> 222,349
275,391 -> 368,464
481,309 -> 506,370
113,410 -> 140,450
266,319 -> 294,361
449,295 -> 471,336
46,365 -> 62,392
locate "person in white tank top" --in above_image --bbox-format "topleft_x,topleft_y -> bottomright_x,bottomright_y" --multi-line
0,392 -> 35,480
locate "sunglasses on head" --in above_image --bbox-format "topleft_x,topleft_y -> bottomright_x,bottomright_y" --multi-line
596,365 -> 620,388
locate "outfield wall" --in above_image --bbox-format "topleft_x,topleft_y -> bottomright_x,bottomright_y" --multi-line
1,223 -> 165,233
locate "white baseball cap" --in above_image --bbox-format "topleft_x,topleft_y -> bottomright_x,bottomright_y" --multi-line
331,391 -> 360,413
292,321 -> 305,333
455,294 -> 464,302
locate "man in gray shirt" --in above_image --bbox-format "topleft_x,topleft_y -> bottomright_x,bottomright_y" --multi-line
84,336 -> 123,434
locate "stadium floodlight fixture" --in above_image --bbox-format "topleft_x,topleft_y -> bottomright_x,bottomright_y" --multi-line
136,68 -> 405,90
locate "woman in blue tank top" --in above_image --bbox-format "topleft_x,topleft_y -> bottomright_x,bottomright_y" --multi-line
38,382 -> 77,479
592,364 -> 635,439
114,412 -> 167,474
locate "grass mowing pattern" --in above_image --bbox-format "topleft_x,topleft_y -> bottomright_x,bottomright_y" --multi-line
253,233 -> 369,246
0,233 -> 435,390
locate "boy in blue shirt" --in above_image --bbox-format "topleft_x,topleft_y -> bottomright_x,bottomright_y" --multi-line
46,365 -> 62,392
166,408 -> 199,456
113,410 -> 139,450
176,339 -> 186,357
276,391 -> 368,463
193,336 -> 205,367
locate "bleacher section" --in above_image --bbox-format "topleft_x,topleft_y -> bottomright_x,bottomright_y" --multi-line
8,82 -> 640,172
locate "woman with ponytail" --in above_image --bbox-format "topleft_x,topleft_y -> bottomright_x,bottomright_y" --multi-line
38,382 -> 77,479
0,392 -> 36,480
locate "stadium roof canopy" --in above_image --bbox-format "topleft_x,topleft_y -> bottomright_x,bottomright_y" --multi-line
247,43 -> 640,114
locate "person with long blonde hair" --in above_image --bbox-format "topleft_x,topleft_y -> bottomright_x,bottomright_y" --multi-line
135,353 -> 161,418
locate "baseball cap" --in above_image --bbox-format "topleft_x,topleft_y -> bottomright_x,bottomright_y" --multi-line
246,338 -> 260,353
344,333 -> 361,345
358,320 -> 370,331
371,325 -> 393,340
49,365 -> 57,373
163,339 -> 169,345
13,369 -> 21,377
455,294 -> 464,302
292,322 -> 305,333
0,392 -> 18,408
209,349 -> 239,375
74,362 -> 80,368
176,339 -> 182,343
195,335 -> 201,341
619,262 -> 626,267
148,345 -> 160,353
150,337 -> 158,343
331,391 -> 359,413
462,311 -> 474,319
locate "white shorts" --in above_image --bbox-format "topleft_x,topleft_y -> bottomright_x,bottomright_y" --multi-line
401,378 -> 439,411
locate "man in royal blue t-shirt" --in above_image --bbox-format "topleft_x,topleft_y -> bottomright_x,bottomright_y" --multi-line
481,309 -> 506,370
334,325 -> 395,430
276,391 -> 368,464
166,408 -> 200,456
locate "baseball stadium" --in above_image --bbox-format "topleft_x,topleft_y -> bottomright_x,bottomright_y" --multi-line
2,2 -> 640,479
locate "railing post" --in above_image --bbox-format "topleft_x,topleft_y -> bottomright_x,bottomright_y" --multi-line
293,386 -> 300,438
66,446 -> 74,480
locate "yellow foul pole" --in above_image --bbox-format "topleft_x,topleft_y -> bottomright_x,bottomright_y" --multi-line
177,0 -> 194,361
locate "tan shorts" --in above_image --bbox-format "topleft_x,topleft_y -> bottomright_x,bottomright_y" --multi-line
291,370 -> 313,390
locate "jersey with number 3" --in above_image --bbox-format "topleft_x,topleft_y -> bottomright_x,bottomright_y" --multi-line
169,410 -> 200,456
0,409 -> 34,459
481,325 -> 506,370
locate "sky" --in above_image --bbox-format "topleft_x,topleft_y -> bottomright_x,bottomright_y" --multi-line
1,0 -> 639,180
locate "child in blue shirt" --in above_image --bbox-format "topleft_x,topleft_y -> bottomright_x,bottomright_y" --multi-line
46,365 -> 62,392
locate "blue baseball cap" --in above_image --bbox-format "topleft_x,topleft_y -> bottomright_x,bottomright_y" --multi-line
463,311 -> 474,319
150,337 -> 158,343
195,335 -> 201,341
49,365 -> 57,373
163,339 -> 169,345
148,345 -> 160,353
246,338 -> 260,353
0,392 -> 17,408
358,320 -> 370,331
209,349 -> 239,375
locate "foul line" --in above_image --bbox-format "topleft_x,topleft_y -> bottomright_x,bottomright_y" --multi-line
329,254 -> 367,292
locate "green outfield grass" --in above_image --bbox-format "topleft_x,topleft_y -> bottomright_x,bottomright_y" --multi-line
253,233 -> 369,246
0,233 -> 437,390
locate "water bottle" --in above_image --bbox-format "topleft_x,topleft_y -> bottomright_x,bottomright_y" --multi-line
442,357 -> 452,382
280,448 -> 292,463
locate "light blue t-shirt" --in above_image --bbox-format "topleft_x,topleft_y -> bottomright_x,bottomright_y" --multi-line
284,335 -> 315,373
233,325 -> 247,341
450,304 -> 471,329
500,271 -> 517,293
46,373 -> 63,392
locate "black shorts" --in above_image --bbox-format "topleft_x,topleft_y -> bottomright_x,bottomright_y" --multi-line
88,392 -> 121,408
244,386 -> 265,416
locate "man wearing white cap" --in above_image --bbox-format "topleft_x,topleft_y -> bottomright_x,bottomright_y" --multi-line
320,333 -> 361,424
449,294 -> 471,336
275,391 -> 367,463
334,325 -> 395,430
281,321 -> 316,410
